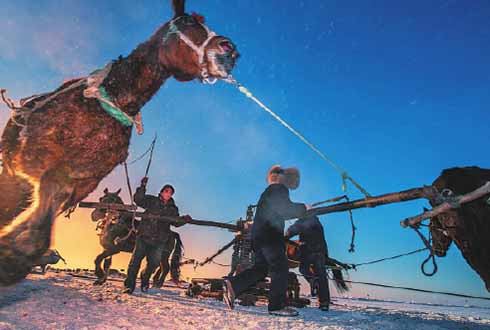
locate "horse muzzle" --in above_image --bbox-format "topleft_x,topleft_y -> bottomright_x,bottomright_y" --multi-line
207,50 -> 239,79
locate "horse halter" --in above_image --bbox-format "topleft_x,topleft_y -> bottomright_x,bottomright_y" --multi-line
163,15 -> 223,84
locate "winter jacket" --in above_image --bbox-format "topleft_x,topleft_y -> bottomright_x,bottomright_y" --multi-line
133,185 -> 181,245
286,216 -> 327,254
251,183 -> 306,245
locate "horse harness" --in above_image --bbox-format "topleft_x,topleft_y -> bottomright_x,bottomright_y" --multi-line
1,67 -> 144,136
162,14 -> 235,85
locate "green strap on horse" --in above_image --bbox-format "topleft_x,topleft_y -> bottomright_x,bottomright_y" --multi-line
98,86 -> 133,127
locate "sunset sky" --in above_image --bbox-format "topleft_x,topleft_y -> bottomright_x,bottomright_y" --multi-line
1,0 -> 489,305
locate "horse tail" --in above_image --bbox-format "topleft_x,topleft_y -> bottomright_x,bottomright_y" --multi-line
331,268 -> 349,293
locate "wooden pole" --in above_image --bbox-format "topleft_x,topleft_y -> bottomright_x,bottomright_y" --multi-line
139,214 -> 241,231
198,237 -> 237,267
400,181 -> 490,228
78,202 -> 240,231
302,186 -> 438,219
78,202 -> 137,211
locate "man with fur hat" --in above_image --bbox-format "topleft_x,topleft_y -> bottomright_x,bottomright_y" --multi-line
223,165 -> 308,317
123,178 -> 191,294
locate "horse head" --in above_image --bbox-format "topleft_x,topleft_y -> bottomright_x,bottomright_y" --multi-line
158,0 -> 240,83
428,213 -> 454,257
91,188 -> 123,223
430,167 -> 490,291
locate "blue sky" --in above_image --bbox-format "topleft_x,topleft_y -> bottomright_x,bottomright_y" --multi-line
1,0 -> 489,305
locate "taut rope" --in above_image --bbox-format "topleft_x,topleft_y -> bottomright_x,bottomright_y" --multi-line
224,78 -> 370,197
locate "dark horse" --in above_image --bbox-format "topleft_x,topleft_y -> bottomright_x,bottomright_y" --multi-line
91,188 -> 183,286
0,0 -> 239,285
428,166 -> 490,291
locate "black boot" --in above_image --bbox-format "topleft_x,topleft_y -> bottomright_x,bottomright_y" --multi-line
319,303 -> 329,311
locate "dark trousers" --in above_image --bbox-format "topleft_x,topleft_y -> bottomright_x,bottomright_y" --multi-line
124,238 -> 164,291
299,251 -> 330,305
229,241 -> 288,311
153,250 -> 171,286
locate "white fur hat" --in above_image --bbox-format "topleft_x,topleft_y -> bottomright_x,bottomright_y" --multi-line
266,165 -> 300,190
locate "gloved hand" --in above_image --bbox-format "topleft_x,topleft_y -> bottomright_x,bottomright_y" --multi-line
182,214 -> 192,222
341,263 -> 353,270
305,204 -> 313,211
140,177 -> 149,187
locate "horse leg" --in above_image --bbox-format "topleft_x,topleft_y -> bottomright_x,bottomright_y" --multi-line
152,263 -> 163,287
94,252 -> 106,280
94,250 -> 117,285
0,168 -> 73,286
170,234 -> 183,282
103,256 -> 112,282
170,254 -> 181,283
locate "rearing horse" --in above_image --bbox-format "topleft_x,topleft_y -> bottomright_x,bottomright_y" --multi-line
92,188 -> 184,286
0,0 -> 239,285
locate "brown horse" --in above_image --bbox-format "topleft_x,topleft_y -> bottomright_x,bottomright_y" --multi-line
0,0 -> 239,286
91,188 -> 183,285
428,166 -> 490,291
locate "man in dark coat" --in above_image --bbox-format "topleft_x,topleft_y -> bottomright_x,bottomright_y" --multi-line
123,177 -> 190,294
285,215 -> 330,311
223,165 -> 308,317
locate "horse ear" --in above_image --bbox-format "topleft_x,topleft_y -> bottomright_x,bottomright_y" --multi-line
172,0 -> 185,18
103,188 -> 108,194
116,188 -> 122,195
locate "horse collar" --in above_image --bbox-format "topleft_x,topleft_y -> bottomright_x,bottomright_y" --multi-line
84,63 -> 144,134
163,16 -> 218,84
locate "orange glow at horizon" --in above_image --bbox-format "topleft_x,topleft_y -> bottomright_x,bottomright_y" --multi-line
51,208 -> 233,282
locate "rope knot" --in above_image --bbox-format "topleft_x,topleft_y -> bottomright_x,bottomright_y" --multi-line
238,86 -> 253,98
341,172 -> 349,192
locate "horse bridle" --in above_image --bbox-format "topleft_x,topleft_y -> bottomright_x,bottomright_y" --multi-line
163,15 -> 228,84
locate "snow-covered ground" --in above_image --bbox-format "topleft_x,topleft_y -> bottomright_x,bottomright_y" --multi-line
0,271 -> 489,330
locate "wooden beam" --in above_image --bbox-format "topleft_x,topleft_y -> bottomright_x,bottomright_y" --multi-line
132,213 -> 241,232
198,238 -> 237,267
400,181 -> 490,228
78,201 -> 240,231
78,202 -> 137,211
302,186 -> 437,219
